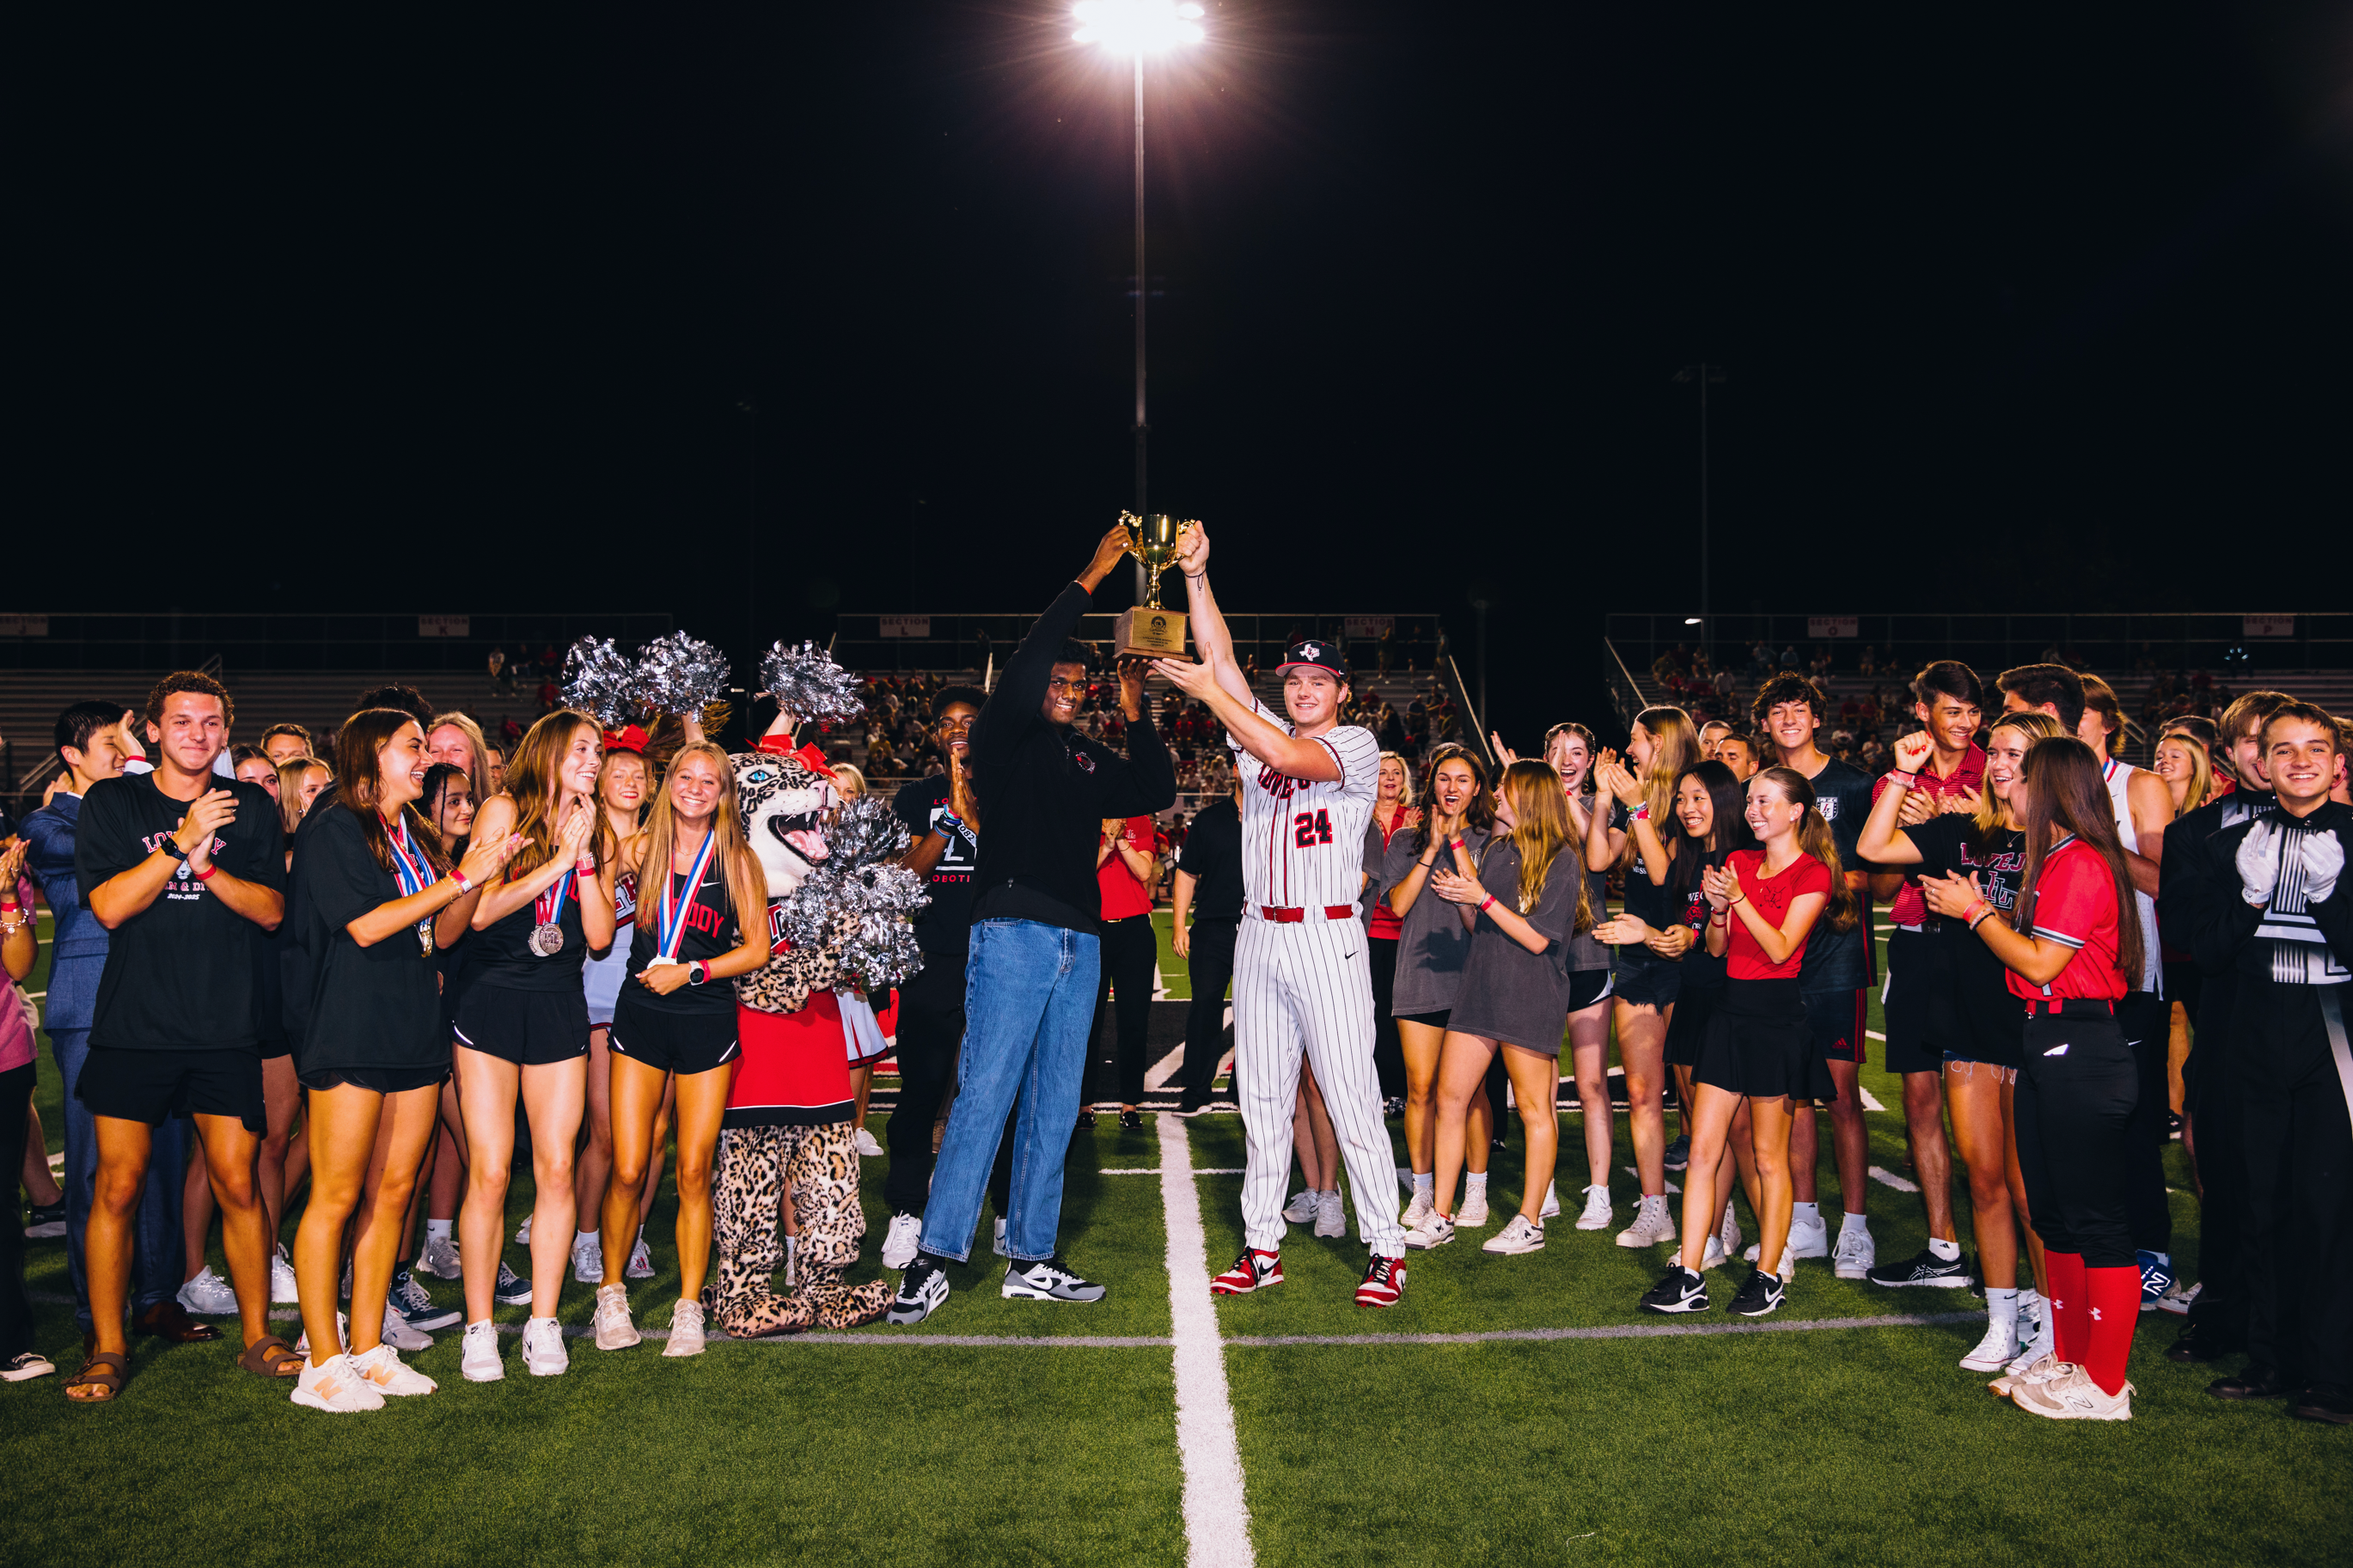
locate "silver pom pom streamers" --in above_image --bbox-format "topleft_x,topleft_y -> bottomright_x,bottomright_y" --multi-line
759,639 -> 865,723
772,796 -> 928,989
634,631 -> 731,717
560,637 -> 641,729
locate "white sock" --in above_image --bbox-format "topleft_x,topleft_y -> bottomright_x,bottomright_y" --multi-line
1840,1211 -> 1869,1236
575,1229 -> 597,1248
1465,1172 -> 1488,1192
1928,1236 -> 1961,1262
1793,1201 -> 1820,1225
635,1224 -> 646,1245
1414,1171 -> 1434,1194
1986,1287 -> 2018,1328
425,1219 -> 453,1243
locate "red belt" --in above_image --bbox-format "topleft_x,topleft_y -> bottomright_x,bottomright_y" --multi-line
1257,905 -> 1359,924
2024,998 -> 2114,1017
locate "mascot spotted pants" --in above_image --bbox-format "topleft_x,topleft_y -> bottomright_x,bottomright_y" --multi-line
710,1120 -> 891,1334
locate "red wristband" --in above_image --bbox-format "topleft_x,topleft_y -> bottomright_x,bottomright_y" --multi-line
1479,894 -> 1495,912
1890,769 -> 1920,789
192,863 -> 219,882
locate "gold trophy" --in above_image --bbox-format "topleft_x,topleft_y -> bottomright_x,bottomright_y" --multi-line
1111,510 -> 1194,658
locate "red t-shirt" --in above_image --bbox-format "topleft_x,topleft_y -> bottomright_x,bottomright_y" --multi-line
1097,815 -> 1158,921
1367,809 -> 1410,940
1724,849 -> 1833,981
1872,743 -> 1986,928
2008,835 -> 2129,1002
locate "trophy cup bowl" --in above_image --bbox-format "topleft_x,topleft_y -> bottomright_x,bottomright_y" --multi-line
1112,510 -> 1193,658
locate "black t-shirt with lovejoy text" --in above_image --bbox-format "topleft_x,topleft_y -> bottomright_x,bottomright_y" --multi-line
75,772 -> 288,1052
1905,815 -> 2029,1048
290,804 -> 445,1076
894,772 -> 980,955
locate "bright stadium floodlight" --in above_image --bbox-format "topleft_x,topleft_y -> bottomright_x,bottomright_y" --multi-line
1073,0 -> 1206,599
1073,0 -> 1205,53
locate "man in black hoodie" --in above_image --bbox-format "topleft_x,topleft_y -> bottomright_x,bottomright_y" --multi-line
890,525 -> 1176,1324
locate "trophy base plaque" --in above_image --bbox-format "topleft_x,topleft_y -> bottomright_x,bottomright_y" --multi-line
1115,606 -> 1189,659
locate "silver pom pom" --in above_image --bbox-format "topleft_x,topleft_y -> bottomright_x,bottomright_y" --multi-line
560,637 -> 640,729
773,795 -> 928,990
633,631 -> 731,717
759,639 -> 865,723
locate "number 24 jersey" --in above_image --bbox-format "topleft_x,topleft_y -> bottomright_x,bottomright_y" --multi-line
1230,697 -> 1379,912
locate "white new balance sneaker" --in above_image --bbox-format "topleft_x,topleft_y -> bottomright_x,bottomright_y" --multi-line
521,1316 -> 569,1376
1313,1190 -> 1347,1240
290,1353 -> 385,1413
1615,1194 -> 1676,1248
1831,1224 -> 1875,1279
1574,1185 -> 1613,1231
349,1342 -> 437,1397
1281,1189 -> 1319,1224
177,1266 -> 238,1316
1457,1187 -> 1491,1228
2014,1363 -> 2133,1421
571,1233 -> 603,1284
593,1283 -> 641,1351
880,1211 -> 923,1270
663,1299 -> 707,1358
461,1321 -> 504,1382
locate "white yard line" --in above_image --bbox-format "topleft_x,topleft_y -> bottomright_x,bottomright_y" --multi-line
1867,1164 -> 1922,1193
1158,1113 -> 1256,1568
1858,1086 -> 1886,1112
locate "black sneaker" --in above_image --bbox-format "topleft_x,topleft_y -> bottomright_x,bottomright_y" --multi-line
1382,1095 -> 1406,1120
1002,1256 -> 1106,1303
1639,1266 -> 1709,1315
393,1267 -> 464,1331
493,1262 -> 534,1306
1865,1248 -> 1972,1289
889,1255 -> 951,1325
1662,1135 -> 1690,1173
2291,1382 -> 2353,1425
22,1201 -> 66,1240
1730,1266 -> 1786,1318
1076,1110 -> 1097,1131
1117,1109 -> 1144,1132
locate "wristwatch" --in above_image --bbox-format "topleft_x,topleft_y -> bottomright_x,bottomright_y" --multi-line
688,961 -> 709,986
157,837 -> 191,863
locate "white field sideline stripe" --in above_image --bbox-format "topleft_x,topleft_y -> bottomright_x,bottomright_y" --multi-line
1158,1113 -> 1255,1568
1100,1168 -> 1244,1176
1869,1164 -> 1922,1193
1225,1311 -> 1983,1348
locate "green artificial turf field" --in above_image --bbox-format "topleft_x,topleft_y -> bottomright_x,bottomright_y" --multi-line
2,909 -> 2344,1568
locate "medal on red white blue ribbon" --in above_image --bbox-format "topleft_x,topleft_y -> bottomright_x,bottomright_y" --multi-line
383,814 -> 437,956
530,866 -> 574,957
655,829 -> 718,966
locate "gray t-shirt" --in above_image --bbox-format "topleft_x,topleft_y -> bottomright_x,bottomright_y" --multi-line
1381,825 -> 1490,1016
1448,837 -> 1583,1052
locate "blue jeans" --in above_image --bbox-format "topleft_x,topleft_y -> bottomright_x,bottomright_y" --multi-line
918,920 -> 1099,1264
54,1028 -> 189,1331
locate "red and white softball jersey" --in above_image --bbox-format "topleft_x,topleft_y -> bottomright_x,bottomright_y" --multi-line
1230,698 -> 1380,912
2008,835 -> 2129,1003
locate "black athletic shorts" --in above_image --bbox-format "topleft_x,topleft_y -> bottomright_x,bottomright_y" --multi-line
609,995 -> 741,1077
454,983 -> 591,1066
297,1061 -> 449,1095
1396,1009 -> 1451,1030
1697,981 -> 1836,1103
75,1046 -> 266,1133
1567,967 -> 1614,1014
1612,949 -> 1682,1010
1664,982 -> 1720,1069
1805,986 -> 1870,1067
1881,929 -> 1961,1076
257,1034 -> 294,1062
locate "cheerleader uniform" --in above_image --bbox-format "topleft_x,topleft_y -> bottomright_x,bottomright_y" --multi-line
454,862 -> 593,1065
608,856 -> 738,1077
1696,849 -> 1837,1103
1610,801 -> 1682,1011
582,869 -> 639,1028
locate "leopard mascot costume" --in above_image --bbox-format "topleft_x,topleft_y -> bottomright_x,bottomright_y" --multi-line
706,737 -> 895,1335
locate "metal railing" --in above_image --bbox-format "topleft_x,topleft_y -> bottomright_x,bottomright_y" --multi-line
1604,639 -> 1651,734
0,613 -> 675,674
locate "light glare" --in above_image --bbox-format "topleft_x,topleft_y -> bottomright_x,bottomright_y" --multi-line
1073,0 -> 1207,54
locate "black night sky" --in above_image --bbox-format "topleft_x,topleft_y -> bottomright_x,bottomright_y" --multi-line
19,3 -> 2353,736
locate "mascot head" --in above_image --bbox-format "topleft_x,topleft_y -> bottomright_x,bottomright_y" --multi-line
730,749 -> 834,899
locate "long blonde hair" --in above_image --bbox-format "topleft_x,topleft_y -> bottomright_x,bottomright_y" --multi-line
1978,711 -> 2063,838
1377,750 -> 1416,809
2154,731 -> 2215,819
428,711 -> 493,813
1753,766 -> 1859,934
1485,760 -> 1592,932
1632,705 -> 1701,839
498,708 -> 614,885
636,741 -> 764,942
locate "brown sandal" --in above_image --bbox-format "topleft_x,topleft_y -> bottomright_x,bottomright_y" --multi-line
64,1351 -> 127,1403
237,1335 -> 303,1378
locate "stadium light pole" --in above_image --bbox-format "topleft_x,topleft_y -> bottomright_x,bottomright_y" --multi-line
1073,0 -> 1206,602
1673,363 -> 1726,667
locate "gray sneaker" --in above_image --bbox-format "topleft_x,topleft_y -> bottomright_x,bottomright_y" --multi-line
1002,1257 -> 1107,1303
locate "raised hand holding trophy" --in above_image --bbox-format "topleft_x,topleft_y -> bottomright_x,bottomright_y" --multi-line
1111,510 -> 1195,658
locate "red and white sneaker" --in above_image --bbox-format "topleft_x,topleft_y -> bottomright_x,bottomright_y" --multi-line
1211,1248 -> 1282,1296
1355,1254 -> 1407,1309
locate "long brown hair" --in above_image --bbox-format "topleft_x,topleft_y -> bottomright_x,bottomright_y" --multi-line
333,709 -> 451,876
2013,736 -> 2142,985
636,741 -> 764,942
497,708 -> 613,884
1484,760 -> 1592,932
1752,766 -> 1859,934
1632,705 -> 1702,839
1412,742 -> 1494,853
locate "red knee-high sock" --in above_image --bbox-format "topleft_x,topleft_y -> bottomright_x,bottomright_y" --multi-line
2083,1266 -> 2141,1395
2044,1249 -> 2088,1365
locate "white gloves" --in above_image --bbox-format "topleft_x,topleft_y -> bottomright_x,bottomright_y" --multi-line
2301,827 -> 2344,905
2237,820 -> 2283,909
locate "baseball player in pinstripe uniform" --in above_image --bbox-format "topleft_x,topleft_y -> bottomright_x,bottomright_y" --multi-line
1152,525 -> 1409,1307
